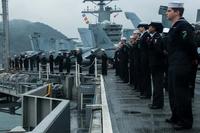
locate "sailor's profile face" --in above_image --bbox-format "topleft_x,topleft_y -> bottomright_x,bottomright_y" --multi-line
148,26 -> 155,33
138,27 -> 144,33
166,8 -> 176,20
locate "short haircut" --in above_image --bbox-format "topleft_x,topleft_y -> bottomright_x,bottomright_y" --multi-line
171,8 -> 184,16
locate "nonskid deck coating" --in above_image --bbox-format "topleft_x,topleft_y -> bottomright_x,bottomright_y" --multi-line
104,70 -> 200,133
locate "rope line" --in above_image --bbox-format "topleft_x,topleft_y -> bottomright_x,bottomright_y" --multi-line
79,60 -> 95,70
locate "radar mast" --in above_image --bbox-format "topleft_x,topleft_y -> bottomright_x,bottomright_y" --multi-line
82,0 -> 122,23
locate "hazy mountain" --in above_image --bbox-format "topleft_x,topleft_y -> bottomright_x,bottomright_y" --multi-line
0,19 -> 68,63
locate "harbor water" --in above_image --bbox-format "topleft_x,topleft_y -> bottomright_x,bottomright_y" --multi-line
0,111 -> 21,132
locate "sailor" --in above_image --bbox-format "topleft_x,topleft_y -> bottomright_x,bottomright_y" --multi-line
89,50 -> 95,75
41,53 -> 47,71
147,22 -> 165,109
36,54 -> 40,71
101,49 -> 108,75
65,52 -> 71,73
55,52 -> 64,73
8,57 -> 12,70
19,55 -> 23,70
114,47 -> 120,76
24,55 -> 29,71
131,30 -> 141,91
11,57 -> 15,69
49,51 -> 54,73
119,37 -> 129,83
165,1 -> 198,130
76,48 -> 83,73
129,35 -> 135,85
14,55 -> 19,70
138,22 -> 152,99
29,56 -> 34,71
162,28 -> 170,92
189,28 -> 200,98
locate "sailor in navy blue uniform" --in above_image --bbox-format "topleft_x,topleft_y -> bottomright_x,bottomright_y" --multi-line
101,49 -> 108,75
89,50 -> 95,75
130,30 -> 141,91
119,37 -> 129,83
49,52 -> 54,73
138,23 -> 152,99
114,47 -> 120,76
76,49 -> 83,73
147,22 -> 165,109
165,1 -> 198,130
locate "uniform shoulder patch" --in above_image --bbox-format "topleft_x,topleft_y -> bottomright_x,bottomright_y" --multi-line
181,30 -> 187,39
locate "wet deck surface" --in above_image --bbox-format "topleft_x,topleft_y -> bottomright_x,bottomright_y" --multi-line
104,70 -> 200,133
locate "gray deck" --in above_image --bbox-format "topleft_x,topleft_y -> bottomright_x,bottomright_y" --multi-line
104,70 -> 200,133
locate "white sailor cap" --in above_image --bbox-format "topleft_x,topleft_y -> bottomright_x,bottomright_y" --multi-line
121,37 -> 127,40
168,1 -> 184,8
130,36 -> 134,39
163,28 -> 170,33
101,48 -> 105,51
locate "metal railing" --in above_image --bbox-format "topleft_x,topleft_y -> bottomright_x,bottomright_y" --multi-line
88,75 -> 113,133
100,75 -> 113,133
0,81 -> 41,97
39,63 -> 50,80
19,84 -> 70,133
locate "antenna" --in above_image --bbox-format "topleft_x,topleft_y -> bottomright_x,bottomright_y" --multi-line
82,0 -> 122,23
196,9 -> 200,23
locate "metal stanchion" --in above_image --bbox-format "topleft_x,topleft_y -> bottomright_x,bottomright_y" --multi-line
151,74 -> 153,102
95,58 -> 97,78
28,59 -> 31,72
39,63 -> 41,79
75,61 -> 78,88
47,63 -> 50,80
22,60 -> 25,71
78,64 -> 81,85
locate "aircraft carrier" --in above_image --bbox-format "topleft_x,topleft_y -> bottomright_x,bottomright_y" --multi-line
0,0 -> 200,133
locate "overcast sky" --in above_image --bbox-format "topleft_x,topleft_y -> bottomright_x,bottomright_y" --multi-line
1,0 -> 200,37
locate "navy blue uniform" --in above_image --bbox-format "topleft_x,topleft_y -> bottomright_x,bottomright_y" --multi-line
119,44 -> 129,83
101,52 -> 108,75
132,42 -> 141,91
129,44 -> 135,85
65,55 -> 71,73
114,49 -> 120,76
56,54 -> 64,72
89,53 -> 95,74
76,52 -> 83,73
167,17 -> 198,128
49,54 -> 54,73
148,32 -> 165,108
139,32 -> 152,98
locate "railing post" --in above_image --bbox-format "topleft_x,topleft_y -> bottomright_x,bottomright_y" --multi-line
95,58 -> 97,78
39,63 -> 41,79
47,63 -> 50,80
22,60 -> 25,71
28,59 -> 31,72
78,64 -> 81,85
75,61 -> 78,88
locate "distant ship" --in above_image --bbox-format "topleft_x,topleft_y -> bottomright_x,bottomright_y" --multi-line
78,0 -> 123,58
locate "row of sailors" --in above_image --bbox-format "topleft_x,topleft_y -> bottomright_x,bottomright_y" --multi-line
115,1 -> 199,129
114,21 -> 197,110
8,49 -> 108,75
9,52 -> 72,73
